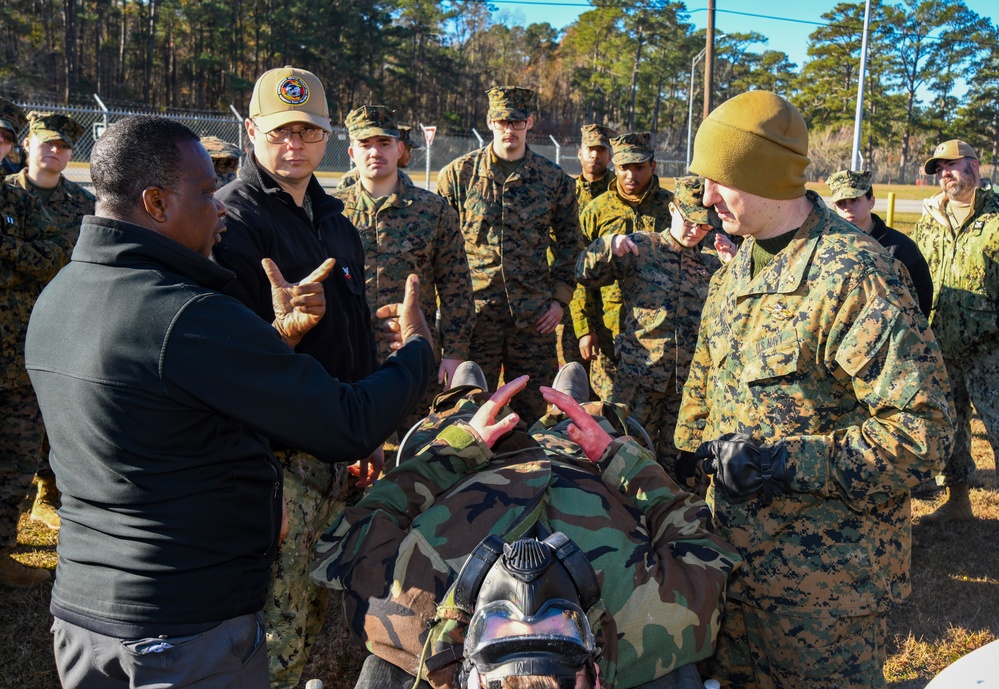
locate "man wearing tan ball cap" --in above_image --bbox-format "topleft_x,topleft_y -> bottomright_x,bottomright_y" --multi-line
675,90 -> 953,689
214,66 -> 392,689
911,138 -> 999,523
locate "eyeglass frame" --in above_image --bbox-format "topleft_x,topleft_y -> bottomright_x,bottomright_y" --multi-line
253,121 -> 329,144
489,119 -> 529,131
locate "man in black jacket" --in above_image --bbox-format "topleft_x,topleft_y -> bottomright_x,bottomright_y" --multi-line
25,115 -> 434,689
827,169 -> 933,318
213,66 -> 384,688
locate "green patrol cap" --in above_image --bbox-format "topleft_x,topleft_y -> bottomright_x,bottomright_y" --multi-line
200,135 -> 240,161
611,132 -> 654,166
922,139 -> 978,175
486,86 -> 534,121
673,176 -> 717,227
28,111 -> 85,148
0,97 -> 27,137
827,169 -> 872,203
398,125 -> 420,150
345,105 -> 400,141
580,124 -> 617,151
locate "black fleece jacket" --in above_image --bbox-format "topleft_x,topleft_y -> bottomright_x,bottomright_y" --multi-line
25,216 -> 433,636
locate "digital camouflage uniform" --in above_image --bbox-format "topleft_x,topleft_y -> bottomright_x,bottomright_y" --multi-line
570,134 -> 673,402
336,105 -> 474,414
675,193 -> 954,689
911,184 -> 999,486
0,175 -> 72,552
312,392 -> 740,689
576,178 -> 720,476
437,87 -> 580,422
199,135 -> 241,188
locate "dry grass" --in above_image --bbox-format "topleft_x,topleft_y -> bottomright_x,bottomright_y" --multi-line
3,430 -> 996,689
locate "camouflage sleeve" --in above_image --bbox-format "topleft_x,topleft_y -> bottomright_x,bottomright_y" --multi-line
436,161 -> 461,217
311,422 -> 492,590
674,273 -> 726,452
0,191 -> 72,283
549,171 -> 582,307
574,234 -> 626,288
596,438 -> 741,678
569,208 -> 603,338
433,203 -> 474,360
783,271 -> 953,506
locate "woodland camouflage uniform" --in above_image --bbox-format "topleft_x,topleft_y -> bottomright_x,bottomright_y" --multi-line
312,391 -> 740,689
675,193 -> 954,688
570,161 -> 673,401
437,87 -> 580,421
911,183 -> 999,487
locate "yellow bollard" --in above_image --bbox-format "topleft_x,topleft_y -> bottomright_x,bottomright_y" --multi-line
886,191 -> 896,227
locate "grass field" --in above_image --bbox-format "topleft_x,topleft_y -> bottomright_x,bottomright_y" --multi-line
2,424 -> 996,689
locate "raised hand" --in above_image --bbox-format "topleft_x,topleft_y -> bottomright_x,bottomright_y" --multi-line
374,274 -> 434,351
539,385 -> 613,462
468,376 -> 528,448
263,257 -> 336,348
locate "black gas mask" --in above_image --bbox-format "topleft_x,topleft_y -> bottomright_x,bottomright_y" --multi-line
454,531 -> 601,689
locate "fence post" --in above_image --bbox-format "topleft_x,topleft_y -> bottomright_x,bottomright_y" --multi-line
229,105 -> 243,151
92,94 -> 108,140
472,128 -> 484,148
549,135 -> 561,166
886,191 -> 896,227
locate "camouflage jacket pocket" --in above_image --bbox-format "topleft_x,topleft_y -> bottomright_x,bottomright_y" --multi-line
741,328 -> 801,385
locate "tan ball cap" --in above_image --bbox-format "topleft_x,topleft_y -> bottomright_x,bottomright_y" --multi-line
922,139 -> 978,175
249,66 -> 331,133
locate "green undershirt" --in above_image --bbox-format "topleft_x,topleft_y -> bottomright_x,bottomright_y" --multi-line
751,229 -> 798,279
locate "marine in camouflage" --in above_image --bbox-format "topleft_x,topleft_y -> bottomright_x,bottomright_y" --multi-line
576,230 -> 720,474
575,172 -> 615,216
569,176 -> 674,400
911,184 -> 999,485
338,166 -> 414,190
6,169 -> 94,247
312,392 -> 740,689
0,180 -> 71,550
334,172 -> 473,365
199,136 -> 241,189
437,144 -> 580,420
674,192 -> 954,687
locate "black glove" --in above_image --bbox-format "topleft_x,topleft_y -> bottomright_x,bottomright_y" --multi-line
675,450 -> 705,492
696,433 -> 790,504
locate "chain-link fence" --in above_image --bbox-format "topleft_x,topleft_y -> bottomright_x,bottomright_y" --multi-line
9,99 -> 692,189
11,98 -> 989,188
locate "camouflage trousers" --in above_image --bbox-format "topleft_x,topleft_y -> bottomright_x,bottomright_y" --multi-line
469,302 -> 558,422
267,450 -> 347,689
555,307 -> 584,367
590,353 -> 616,404
941,350 -> 999,486
611,372 -> 682,478
703,600 -> 887,689
0,385 -> 44,547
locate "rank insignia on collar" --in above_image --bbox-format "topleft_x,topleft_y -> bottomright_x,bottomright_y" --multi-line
764,303 -> 794,320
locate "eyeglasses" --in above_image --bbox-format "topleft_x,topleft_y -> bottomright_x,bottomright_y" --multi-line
258,123 -> 328,144
492,119 -> 528,131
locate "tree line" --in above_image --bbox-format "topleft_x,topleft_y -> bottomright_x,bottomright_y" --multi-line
0,0 -> 996,180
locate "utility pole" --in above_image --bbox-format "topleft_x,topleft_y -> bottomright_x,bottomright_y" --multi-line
703,0 -> 716,120
850,0 -> 873,171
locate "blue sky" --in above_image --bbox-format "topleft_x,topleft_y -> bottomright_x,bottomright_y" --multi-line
488,0 -> 999,72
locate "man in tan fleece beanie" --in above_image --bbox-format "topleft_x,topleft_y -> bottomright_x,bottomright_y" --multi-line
674,91 -> 954,689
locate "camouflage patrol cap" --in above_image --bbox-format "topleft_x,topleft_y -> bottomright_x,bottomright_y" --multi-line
580,124 -> 617,151
0,97 -> 27,137
672,176 -> 718,226
923,139 -> 978,175
345,105 -> 400,141
27,111 -> 85,148
398,125 -> 420,150
827,169 -> 872,202
611,132 -> 654,166
486,86 -> 534,121
200,136 -> 241,187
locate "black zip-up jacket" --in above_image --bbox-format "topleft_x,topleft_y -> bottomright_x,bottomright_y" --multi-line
214,155 -> 377,385
25,216 -> 433,637
870,212 -> 933,319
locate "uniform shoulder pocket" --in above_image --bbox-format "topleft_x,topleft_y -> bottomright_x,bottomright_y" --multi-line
834,294 -> 899,377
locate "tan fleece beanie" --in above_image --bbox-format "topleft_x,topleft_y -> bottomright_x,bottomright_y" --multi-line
690,91 -> 810,200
